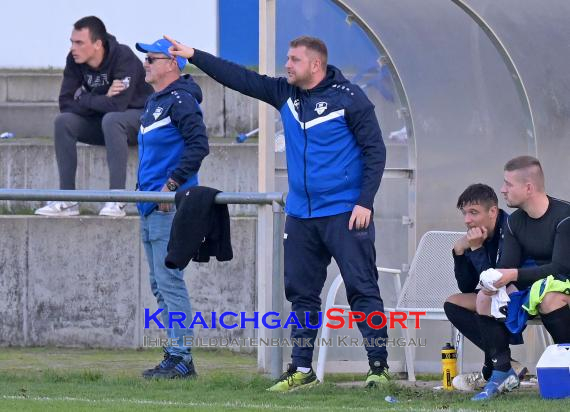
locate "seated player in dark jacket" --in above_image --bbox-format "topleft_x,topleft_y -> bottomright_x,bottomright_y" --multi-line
444,184 -> 515,390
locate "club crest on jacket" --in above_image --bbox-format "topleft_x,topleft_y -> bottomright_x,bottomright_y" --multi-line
314,101 -> 327,115
152,107 -> 163,120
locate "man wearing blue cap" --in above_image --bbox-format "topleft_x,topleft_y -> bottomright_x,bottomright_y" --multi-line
135,38 -> 209,379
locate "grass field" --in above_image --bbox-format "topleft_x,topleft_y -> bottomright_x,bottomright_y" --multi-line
0,347 -> 569,411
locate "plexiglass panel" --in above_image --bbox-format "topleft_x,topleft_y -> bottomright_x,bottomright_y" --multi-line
273,0 -> 569,371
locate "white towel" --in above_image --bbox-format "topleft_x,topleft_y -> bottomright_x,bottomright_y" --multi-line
478,269 -> 510,320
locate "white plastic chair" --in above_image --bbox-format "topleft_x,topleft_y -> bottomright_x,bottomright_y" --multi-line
396,231 -> 552,381
315,267 -> 402,383
317,231 -> 553,383
316,231 -> 465,382
395,231 -> 464,381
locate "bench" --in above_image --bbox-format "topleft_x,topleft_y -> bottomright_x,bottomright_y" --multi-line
316,230 -> 552,382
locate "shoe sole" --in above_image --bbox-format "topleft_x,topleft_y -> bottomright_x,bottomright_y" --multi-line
35,211 -> 79,216
98,212 -> 126,217
267,378 -> 320,392
146,372 -> 198,380
453,383 -> 484,392
366,379 -> 389,389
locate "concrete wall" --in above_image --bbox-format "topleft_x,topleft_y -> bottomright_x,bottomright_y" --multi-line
0,72 -> 258,138
0,215 -> 256,349
0,139 -> 260,350
0,212 -> 546,372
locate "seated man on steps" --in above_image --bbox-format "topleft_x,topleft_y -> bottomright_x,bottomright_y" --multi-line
443,183 -> 527,392
35,16 -> 152,217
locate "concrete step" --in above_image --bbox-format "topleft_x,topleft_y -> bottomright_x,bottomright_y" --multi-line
0,70 -> 258,139
0,71 -> 62,102
0,102 -> 59,138
0,137 -> 259,216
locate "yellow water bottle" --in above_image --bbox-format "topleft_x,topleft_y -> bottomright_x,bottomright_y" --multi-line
441,342 -> 457,390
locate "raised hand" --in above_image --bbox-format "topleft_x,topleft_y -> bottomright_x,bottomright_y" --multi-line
466,226 -> 488,250
164,35 -> 195,59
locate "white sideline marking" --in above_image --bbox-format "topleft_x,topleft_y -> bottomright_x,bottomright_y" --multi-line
1,395 -> 386,411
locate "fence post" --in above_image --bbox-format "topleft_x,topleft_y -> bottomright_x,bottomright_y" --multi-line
270,200 -> 284,378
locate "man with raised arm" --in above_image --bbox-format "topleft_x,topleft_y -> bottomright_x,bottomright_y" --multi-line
165,34 -> 388,391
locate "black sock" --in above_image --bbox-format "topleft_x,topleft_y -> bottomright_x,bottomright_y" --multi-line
444,302 -> 495,377
482,361 -> 493,381
477,315 -> 511,372
541,305 -> 570,343
444,302 -> 484,350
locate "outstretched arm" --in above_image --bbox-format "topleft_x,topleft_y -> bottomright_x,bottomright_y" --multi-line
164,35 -> 291,109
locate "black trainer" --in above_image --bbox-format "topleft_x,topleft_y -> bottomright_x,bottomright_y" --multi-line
142,348 -> 173,378
151,356 -> 198,379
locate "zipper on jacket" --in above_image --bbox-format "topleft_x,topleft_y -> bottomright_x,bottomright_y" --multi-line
138,107 -> 147,190
297,90 -> 312,217
138,132 -> 145,190
302,121 -> 312,217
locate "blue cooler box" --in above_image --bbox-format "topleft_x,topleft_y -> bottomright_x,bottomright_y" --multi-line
536,343 -> 570,399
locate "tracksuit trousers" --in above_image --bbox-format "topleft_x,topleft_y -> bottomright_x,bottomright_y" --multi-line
284,211 -> 389,368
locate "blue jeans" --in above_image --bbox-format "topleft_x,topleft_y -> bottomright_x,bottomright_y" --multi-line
141,210 -> 193,361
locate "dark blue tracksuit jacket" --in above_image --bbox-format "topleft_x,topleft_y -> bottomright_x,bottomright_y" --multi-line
137,75 -> 209,216
190,50 -> 386,218
452,209 -> 509,293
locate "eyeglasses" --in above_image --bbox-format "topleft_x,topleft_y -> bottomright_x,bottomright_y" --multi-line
145,56 -> 172,64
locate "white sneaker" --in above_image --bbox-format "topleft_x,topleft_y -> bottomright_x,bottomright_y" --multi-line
34,201 -> 79,216
99,202 -> 126,217
453,372 -> 486,392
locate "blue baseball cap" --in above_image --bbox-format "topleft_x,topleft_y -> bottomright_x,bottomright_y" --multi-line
136,38 -> 186,71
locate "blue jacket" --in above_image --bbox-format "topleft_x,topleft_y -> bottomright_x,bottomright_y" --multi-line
452,209 -> 509,293
137,75 -> 209,216
190,50 -> 386,218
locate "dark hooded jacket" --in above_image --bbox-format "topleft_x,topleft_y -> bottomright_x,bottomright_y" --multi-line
453,209 -> 508,293
59,33 -> 153,116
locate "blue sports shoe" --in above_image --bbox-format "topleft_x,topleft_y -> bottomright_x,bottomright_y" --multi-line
471,368 -> 519,401
142,347 -> 197,379
142,347 -> 173,378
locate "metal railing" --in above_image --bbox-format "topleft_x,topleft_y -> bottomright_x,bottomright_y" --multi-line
0,188 -> 286,378
0,188 -> 285,205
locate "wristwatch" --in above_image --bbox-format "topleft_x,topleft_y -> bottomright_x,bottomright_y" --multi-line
166,179 -> 179,192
